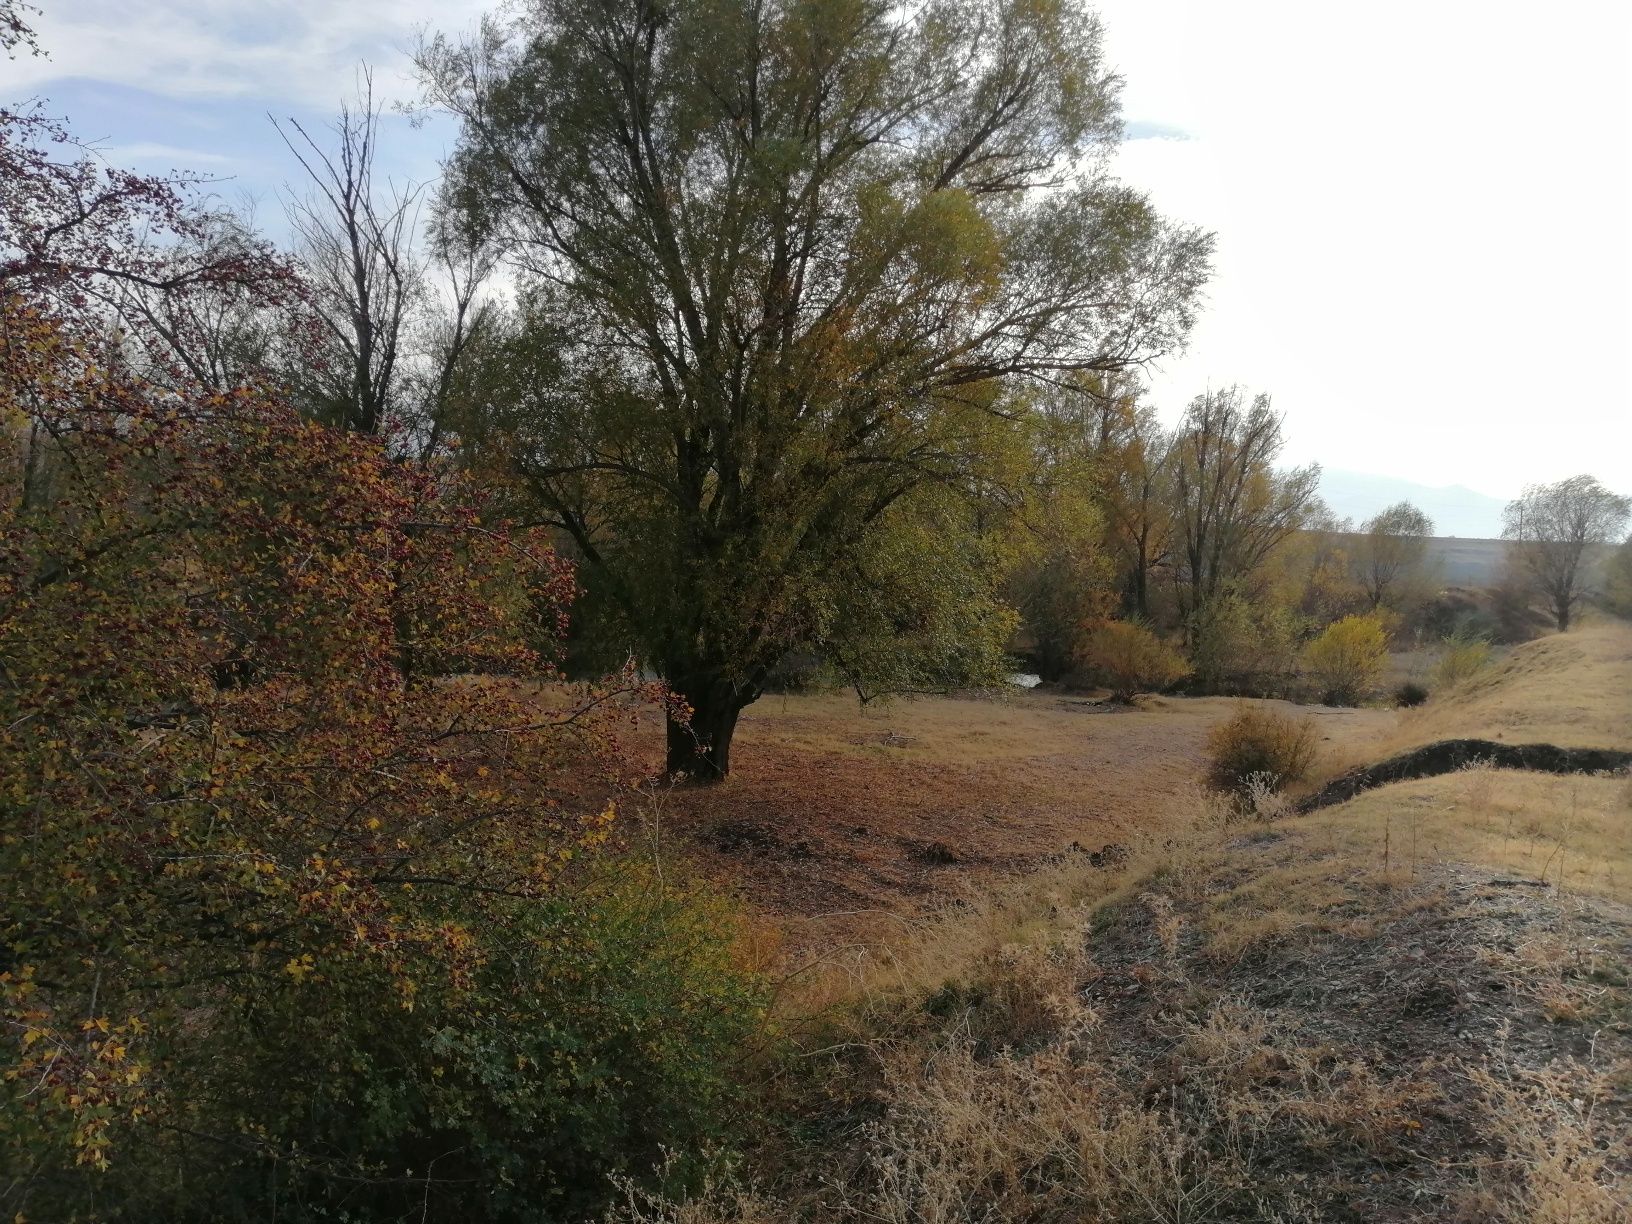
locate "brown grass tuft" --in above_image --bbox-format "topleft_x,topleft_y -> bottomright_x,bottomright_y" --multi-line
1205,704 -> 1319,797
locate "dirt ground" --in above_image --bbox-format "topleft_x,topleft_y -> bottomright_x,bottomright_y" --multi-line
616,688 -> 1395,946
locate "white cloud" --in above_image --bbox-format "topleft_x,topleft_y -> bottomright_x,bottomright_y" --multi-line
14,0 -> 489,108
103,141 -> 243,167
1095,0 -> 1632,498
16,0 -> 1632,498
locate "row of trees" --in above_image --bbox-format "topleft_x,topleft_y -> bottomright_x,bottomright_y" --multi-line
1009,375 -> 1450,692
1015,385 -> 1630,694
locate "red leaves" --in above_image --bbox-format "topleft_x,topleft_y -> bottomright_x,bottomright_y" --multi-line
0,99 -> 663,1178
0,104 -> 294,305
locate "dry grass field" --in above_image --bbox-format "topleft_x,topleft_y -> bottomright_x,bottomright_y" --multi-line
613,621 -> 1632,1222
621,689 -> 1390,949
1335,619 -> 1632,770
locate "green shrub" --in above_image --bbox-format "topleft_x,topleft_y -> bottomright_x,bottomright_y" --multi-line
1188,594 -> 1302,696
1432,631 -> 1492,690
1393,680 -> 1430,707
5,857 -> 772,1223
1076,620 -> 1190,702
1604,537 -> 1632,619
1302,613 -> 1388,705
1206,705 -> 1319,796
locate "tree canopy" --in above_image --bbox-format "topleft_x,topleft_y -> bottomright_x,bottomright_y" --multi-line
419,0 -> 1212,775
1167,386 -> 1320,636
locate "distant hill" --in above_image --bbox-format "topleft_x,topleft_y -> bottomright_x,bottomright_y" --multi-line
1318,468 -> 1509,539
1328,531 -> 1505,586
1421,536 -> 1507,586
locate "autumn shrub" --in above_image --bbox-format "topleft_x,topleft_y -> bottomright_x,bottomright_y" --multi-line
0,121 -> 770,1220
0,346 -> 769,1217
138,861 -> 767,1221
1433,630 -> 1492,690
1301,612 -> 1388,705
1205,705 -> 1318,797
1075,619 -> 1190,702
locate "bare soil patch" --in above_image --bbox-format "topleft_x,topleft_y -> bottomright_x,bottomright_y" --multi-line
620,689 -> 1391,946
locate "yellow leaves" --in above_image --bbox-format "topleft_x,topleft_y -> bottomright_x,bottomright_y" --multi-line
283,954 -> 316,983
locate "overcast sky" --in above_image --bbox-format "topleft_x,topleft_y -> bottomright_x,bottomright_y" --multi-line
10,0 -> 1631,504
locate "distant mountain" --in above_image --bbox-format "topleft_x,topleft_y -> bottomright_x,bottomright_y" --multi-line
1317,469 -> 1509,540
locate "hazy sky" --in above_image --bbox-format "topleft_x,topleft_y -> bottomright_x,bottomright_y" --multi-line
10,0 -> 1631,502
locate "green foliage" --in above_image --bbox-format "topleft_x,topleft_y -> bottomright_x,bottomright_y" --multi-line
1187,592 -> 1302,696
1393,680 -> 1430,708
422,0 -> 1212,774
6,853 -> 768,1222
1002,378 -> 1122,680
1302,613 -> 1389,705
1432,631 -> 1492,690
1205,706 -> 1319,796
1076,619 -> 1190,702
819,484 -> 1019,704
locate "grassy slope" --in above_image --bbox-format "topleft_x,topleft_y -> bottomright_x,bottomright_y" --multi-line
621,625 -> 1632,1223
1387,620 -> 1631,750
1324,619 -> 1632,778
1307,619 -> 1632,903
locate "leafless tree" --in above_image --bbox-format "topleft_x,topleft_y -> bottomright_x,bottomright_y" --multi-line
276,72 -> 419,438
1356,500 -> 1433,610
1502,475 -> 1631,631
1168,386 -> 1320,635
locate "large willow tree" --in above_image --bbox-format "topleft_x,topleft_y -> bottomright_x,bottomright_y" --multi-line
422,0 -> 1211,777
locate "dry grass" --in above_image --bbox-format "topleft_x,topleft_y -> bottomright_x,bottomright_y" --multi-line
1316,619 -> 1632,782
620,686 -> 1388,952
1295,769 -> 1632,903
1297,618 -> 1632,903
607,620 -> 1632,1222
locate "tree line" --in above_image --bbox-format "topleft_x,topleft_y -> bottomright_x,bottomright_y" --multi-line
3,0 -> 1630,1215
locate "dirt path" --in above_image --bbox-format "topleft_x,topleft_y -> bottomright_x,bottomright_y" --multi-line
621,688 -> 1394,944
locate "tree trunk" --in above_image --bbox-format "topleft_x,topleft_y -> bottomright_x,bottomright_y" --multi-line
663,677 -> 752,781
